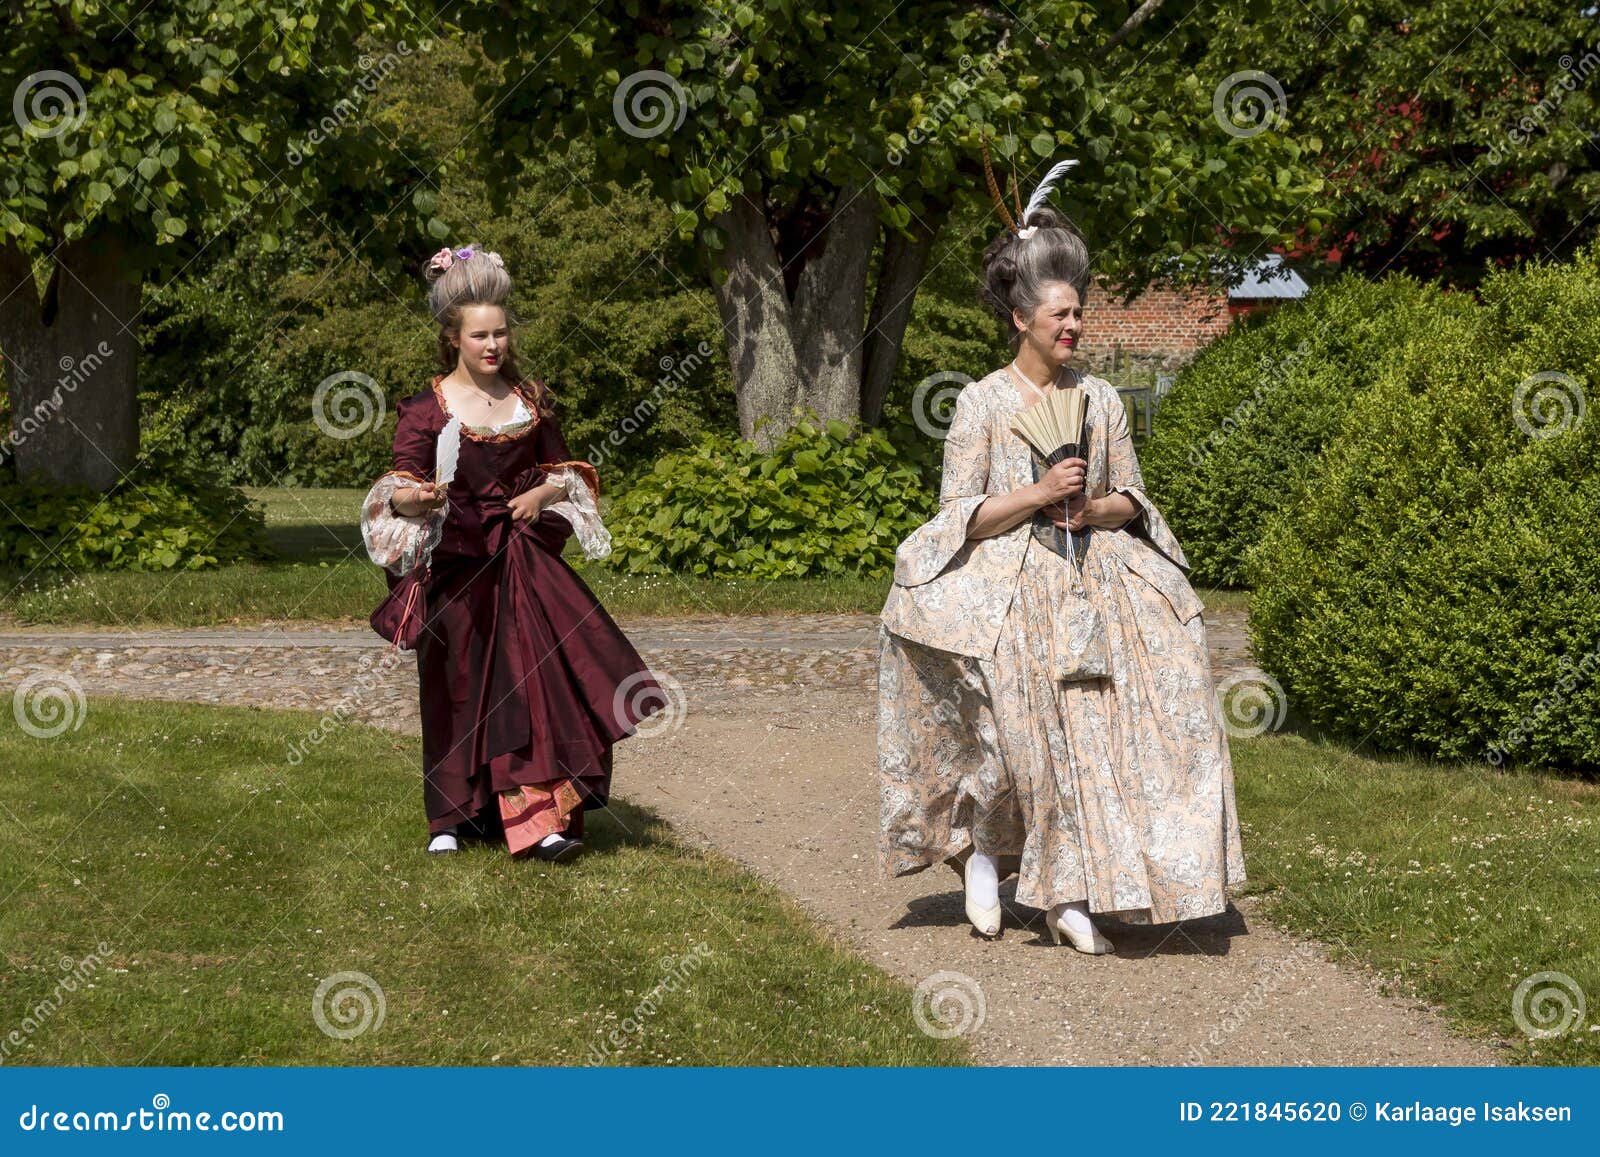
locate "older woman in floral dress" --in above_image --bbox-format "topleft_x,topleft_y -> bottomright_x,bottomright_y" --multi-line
877,204 -> 1245,953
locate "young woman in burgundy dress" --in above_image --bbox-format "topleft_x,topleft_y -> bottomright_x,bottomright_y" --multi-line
361,244 -> 662,860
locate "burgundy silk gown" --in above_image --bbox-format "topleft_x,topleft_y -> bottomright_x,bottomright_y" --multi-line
377,375 -> 661,851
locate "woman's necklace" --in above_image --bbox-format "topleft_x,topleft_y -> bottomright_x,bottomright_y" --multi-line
1008,359 -> 1066,406
449,374 -> 514,421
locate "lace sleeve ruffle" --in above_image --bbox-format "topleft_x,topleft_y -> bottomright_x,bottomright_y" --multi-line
360,471 -> 449,575
539,464 -> 611,561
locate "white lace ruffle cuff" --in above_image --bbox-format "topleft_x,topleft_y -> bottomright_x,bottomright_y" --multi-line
541,466 -> 612,561
360,473 -> 448,576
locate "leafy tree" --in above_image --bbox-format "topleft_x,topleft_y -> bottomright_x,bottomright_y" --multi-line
453,0 -> 1327,444
1,1 -> 436,489
1218,0 -> 1600,283
139,32 -> 732,490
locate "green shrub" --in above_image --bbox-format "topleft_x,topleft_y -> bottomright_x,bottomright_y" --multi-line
135,25 -> 734,493
1143,274 -> 1474,586
1248,246 -> 1600,771
137,160 -> 734,491
0,448 -> 271,572
877,293 -> 1007,492
602,416 -> 939,579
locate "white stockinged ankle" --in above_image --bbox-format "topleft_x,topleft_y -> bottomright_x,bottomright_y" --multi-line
965,852 -> 1000,910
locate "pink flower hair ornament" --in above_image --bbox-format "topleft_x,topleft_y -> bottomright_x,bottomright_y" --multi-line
427,245 -> 505,276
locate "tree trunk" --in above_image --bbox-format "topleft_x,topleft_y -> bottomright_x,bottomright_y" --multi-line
860,209 -> 942,426
710,192 -> 803,448
1,233 -> 140,491
790,180 -> 879,424
711,182 -> 894,448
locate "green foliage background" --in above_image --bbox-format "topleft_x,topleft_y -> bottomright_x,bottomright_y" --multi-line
1243,246 -> 1600,772
602,416 -> 939,579
1142,275 -> 1476,587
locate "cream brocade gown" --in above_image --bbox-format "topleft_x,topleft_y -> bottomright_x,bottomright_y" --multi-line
877,368 -> 1246,924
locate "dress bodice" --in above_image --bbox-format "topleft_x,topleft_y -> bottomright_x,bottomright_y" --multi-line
387,377 -> 582,560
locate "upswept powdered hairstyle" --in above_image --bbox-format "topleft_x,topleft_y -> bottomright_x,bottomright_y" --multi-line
977,205 -> 1092,351
422,243 -> 550,413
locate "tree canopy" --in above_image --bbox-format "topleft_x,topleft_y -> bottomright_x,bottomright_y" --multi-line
451,0 -> 1329,438
1,0 -> 436,487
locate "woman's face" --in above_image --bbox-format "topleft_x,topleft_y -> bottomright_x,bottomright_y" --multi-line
451,304 -> 509,375
1013,281 -> 1083,366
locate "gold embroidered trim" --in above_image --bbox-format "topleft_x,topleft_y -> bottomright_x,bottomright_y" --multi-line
372,468 -> 427,487
430,374 -> 543,443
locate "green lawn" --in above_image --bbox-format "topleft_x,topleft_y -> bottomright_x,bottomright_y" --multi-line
1232,731 -> 1600,1065
3,699 -> 1593,1066
0,698 -> 967,1066
0,486 -> 1250,627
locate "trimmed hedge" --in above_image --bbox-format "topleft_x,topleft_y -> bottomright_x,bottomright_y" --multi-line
601,416 -> 938,579
1142,274 -> 1475,587
1248,246 -> 1600,771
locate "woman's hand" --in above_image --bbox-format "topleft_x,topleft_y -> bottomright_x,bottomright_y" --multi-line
508,480 -> 564,522
968,457 -> 1088,540
1047,493 -> 1091,531
1031,457 -> 1087,508
393,481 -> 446,517
1048,491 -> 1139,532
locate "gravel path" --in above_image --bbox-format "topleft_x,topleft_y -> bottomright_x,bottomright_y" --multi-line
0,611 -> 1502,1065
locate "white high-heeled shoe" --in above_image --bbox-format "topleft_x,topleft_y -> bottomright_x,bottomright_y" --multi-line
427,830 -> 459,854
1046,905 -> 1115,954
963,857 -> 1002,938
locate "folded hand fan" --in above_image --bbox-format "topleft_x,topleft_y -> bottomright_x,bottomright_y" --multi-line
1009,387 -> 1087,466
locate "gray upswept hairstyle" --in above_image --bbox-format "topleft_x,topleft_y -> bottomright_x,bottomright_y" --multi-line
977,206 -> 1092,350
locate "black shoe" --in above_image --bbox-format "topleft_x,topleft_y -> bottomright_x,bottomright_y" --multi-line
529,834 -> 584,862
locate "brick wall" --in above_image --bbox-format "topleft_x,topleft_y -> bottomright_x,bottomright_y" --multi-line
1080,277 -> 1237,373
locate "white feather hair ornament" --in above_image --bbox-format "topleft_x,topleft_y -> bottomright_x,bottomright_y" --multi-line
435,415 -> 462,487
1015,158 -> 1080,239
